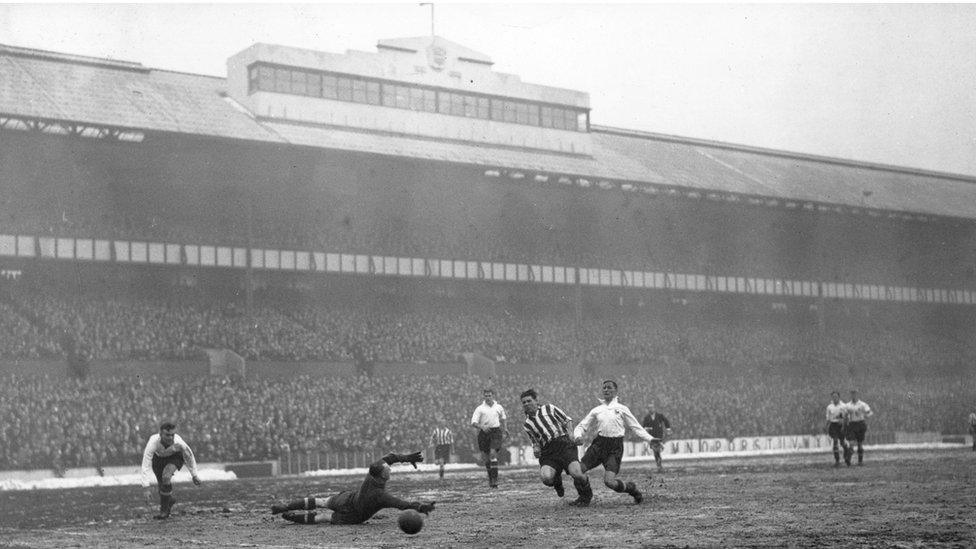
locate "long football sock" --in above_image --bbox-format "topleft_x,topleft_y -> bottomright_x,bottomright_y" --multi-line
489,459 -> 498,485
573,477 -> 592,502
283,511 -> 317,524
158,484 -> 174,516
610,479 -> 626,493
625,481 -> 643,504
274,496 -> 316,514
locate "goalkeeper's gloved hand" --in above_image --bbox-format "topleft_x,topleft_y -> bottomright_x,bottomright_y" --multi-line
382,451 -> 424,468
416,501 -> 436,515
398,451 -> 424,468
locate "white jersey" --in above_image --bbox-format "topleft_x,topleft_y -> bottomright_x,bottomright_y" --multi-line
141,433 -> 199,487
826,402 -> 848,423
847,400 -> 873,422
573,397 -> 656,444
471,401 -> 507,430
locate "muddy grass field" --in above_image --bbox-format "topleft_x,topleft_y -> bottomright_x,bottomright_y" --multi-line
1,449 -> 974,548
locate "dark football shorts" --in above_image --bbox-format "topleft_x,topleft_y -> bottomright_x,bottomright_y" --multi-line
580,435 -> 624,474
324,490 -> 360,524
828,422 -> 847,440
538,435 -> 579,472
151,453 -> 185,483
846,421 -> 867,442
434,444 -> 451,461
478,427 -> 503,453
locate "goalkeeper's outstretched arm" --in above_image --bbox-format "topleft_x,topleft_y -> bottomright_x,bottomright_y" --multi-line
367,451 -> 424,477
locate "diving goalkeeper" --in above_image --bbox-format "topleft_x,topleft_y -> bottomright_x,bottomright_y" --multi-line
270,451 -> 436,524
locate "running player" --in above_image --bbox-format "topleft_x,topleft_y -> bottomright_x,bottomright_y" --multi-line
641,401 -> 672,471
140,421 -> 202,519
572,380 -> 659,505
270,451 -> 435,524
471,388 -> 508,488
429,420 -> 454,480
845,390 -> 874,465
520,388 -> 593,504
825,391 -> 852,467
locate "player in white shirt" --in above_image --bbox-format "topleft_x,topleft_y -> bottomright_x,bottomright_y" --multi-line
471,388 -> 508,488
825,391 -> 853,467
141,421 -> 202,519
845,390 -> 874,465
572,380 -> 659,506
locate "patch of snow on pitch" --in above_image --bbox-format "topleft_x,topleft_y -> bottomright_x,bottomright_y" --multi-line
0,469 -> 236,491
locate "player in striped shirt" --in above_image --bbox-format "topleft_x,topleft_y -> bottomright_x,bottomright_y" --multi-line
845,390 -> 874,465
825,391 -> 853,467
428,421 -> 454,480
520,389 -> 593,504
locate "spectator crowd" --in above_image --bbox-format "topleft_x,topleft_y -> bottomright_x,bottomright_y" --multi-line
1,366 -> 973,473
2,285 -> 976,378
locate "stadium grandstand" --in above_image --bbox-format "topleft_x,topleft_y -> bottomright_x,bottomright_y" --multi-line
1,37 -> 975,474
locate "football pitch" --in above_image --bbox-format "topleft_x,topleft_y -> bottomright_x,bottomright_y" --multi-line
1,449 -> 973,548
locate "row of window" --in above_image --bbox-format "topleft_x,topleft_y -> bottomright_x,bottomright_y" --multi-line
6,235 -> 974,306
248,63 -> 588,131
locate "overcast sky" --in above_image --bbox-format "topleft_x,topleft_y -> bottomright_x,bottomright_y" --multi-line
2,2 -> 975,177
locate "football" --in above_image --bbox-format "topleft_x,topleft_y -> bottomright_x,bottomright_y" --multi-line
397,509 -> 424,535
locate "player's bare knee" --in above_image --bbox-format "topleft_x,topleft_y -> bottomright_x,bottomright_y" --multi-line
161,464 -> 177,484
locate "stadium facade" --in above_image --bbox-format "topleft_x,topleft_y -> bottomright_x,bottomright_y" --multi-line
2,38 -> 975,305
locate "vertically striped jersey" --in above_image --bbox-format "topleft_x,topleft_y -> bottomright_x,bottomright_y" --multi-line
523,403 -> 572,448
429,427 -> 454,446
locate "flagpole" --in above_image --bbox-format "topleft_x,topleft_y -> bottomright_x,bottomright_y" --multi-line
420,3 -> 434,36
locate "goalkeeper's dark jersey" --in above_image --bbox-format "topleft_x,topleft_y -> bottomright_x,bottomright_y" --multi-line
328,473 -> 416,524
